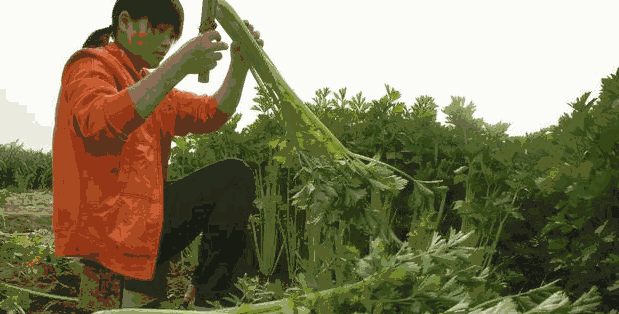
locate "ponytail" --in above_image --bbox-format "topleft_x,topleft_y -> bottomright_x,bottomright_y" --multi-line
83,25 -> 114,49
81,0 -> 184,50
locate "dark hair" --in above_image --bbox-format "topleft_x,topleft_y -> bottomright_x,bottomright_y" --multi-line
82,0 -> 184,49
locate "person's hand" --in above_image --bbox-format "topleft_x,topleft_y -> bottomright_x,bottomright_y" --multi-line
177,28 -> 229,76
230,20 -> 264,71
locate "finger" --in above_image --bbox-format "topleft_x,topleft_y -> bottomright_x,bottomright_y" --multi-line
200,30 -> 221,47
206,38 -> 228,52
198,24 -> 215,34
199,21 -> 217,33
207,31 -> 222,43
200,25 -> 216,33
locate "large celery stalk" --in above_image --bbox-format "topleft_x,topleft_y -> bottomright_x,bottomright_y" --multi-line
214,0 -> 428,186
214,0 -> 441,291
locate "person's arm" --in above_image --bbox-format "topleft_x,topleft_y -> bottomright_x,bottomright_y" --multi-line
129,52 -> 188,120
213,61 -> 249,116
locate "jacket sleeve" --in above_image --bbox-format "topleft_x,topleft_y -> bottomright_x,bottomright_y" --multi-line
160,89 -> 231,138
61,56 -> 146,143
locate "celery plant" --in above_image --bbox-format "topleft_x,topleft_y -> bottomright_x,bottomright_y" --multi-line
214,0 -> 446,293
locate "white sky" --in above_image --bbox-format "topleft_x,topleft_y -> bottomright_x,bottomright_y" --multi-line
2,0 -> 618,154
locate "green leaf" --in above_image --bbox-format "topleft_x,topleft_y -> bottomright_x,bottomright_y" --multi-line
267,138 -> 281,148
602,254 -> 619,266
594,219 -> 608,235
454,165 -> 468,174
368,178 -> 390,192
510,210 -> 524,220
408,192 -> 423,210
369,237 -> 387,259
398,262 -> 421,274
588,170 -> 611,195
414,181 -> 435,197
392,103 -> 405,113
548,238 -> 568,250
560,223 -> 576,234
555,200 -> 567,210
540,222 -> 560,236
417,274 -> 442,292
272,144 -> 297,167
335,241 -> 360,261
0,189 -> 11,207
452,200 -> 463,210
572,216 -> 588,229
265,279 -> 286,298
572,160 -> 593,180
273,155 -> 286,164
455,200 -> 473,215
454,174 -> 467,185
344,187 -> 367,207
313,243 -> 333,261
173,137 -> 188,151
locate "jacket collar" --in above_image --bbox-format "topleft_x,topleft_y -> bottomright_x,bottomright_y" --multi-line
105,41 -> 150,78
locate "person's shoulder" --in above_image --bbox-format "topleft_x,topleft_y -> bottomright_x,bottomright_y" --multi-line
67,46 -> 111,65
61,45 -> 119,79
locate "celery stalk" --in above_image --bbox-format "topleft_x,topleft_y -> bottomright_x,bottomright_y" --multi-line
215,0 -> 441,189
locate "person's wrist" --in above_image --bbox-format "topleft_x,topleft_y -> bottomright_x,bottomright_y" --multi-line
167,47 -> 189,77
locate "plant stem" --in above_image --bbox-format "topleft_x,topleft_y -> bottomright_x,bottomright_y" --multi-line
0,280 -> 79,302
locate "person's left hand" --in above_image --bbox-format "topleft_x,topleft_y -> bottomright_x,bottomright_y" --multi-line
231,20 -> 264,71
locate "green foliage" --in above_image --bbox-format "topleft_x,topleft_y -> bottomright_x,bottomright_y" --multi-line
0,140 -> 52,193
0,227 -> 76,313
7,31 -> 619,312
283,229 -> 602,314
410,94 -> 439,122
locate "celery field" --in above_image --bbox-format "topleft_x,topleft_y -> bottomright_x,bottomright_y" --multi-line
1,0 -> 619,312
2,75 -> 619,312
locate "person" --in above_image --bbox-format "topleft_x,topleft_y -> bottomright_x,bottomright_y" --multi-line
52,0 -> 265,310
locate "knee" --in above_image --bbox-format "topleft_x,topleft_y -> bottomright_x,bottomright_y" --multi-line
223,158 -> 255,182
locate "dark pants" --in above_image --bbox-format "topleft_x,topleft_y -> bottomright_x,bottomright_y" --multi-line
123,158 -> 258,307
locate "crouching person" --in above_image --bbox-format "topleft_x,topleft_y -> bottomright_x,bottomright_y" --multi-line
53,0 -> 264,310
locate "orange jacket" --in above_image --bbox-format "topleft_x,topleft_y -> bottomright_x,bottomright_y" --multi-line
53,42 -> 230,280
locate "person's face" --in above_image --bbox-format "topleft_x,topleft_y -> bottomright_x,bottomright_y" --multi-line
116,10 -> 177,70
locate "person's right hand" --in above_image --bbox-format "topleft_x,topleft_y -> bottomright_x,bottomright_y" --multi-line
177,30 -> 229,76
